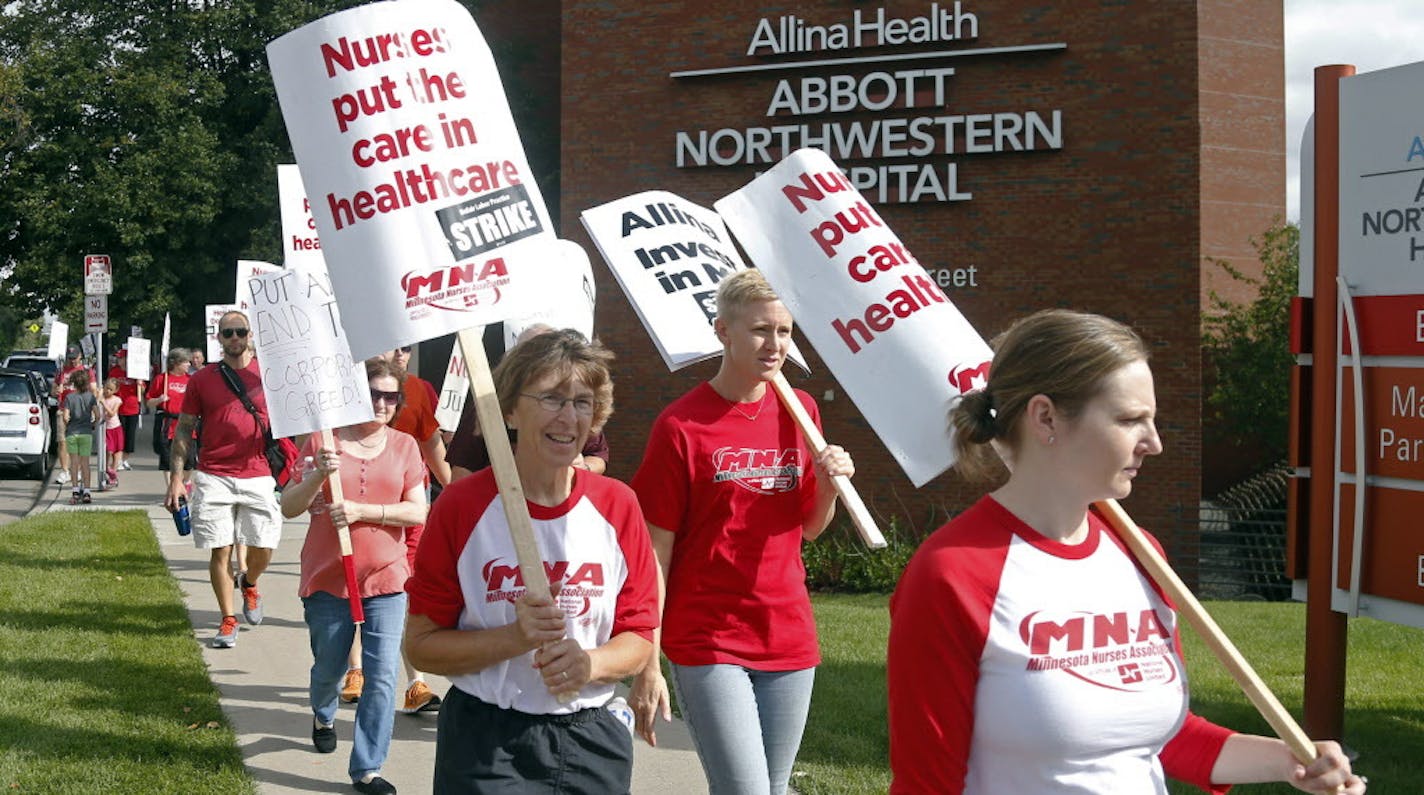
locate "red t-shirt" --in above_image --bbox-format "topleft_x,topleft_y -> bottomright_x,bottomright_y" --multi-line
108,365 -> 143,415
390,373 -> 439,442
145,373 -> 190,438
181,359 -> 270,478
630,382 -> 822,670
295,431 -> 425,599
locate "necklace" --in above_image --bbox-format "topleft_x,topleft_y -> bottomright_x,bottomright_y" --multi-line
727,390 -> 768,421
347,428 -> 387,449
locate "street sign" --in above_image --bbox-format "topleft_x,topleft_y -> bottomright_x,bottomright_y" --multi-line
84,294 -> 108,332
84,254 -> 113,295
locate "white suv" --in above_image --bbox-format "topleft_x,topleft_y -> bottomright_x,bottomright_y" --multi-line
0,367 -> 54,479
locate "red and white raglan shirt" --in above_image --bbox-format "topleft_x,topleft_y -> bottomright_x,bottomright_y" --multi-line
887,496 -> 1234,794
406,468 -> 659,715
631,383 -> 823,670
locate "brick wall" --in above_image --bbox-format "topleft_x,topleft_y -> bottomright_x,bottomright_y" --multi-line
474,1 -> 1284,549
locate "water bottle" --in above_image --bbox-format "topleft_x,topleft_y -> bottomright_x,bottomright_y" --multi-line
605,696 -> 634,736
172,496 -> 192,536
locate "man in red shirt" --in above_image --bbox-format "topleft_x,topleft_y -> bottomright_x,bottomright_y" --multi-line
165,311 -> 282,649
107,349 -> 146,472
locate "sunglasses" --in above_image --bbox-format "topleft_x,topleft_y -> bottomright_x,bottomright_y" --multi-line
370,388 -> 402,405
220,327 -> 250,339
396,346 -> 413,354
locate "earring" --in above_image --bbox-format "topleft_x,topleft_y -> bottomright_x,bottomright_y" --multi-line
1048,435 -> 1056,445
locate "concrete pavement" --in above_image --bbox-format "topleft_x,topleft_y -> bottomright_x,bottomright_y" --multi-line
29,420 -> 708,794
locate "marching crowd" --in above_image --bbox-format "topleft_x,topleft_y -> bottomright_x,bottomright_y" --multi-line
49,272 -> 1364,794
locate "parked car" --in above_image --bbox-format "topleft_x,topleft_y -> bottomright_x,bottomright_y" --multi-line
0,367 -> 54,479
2,354 -> 60,395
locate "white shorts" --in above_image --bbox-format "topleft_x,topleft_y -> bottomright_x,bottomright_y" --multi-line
190,470 -> 282,550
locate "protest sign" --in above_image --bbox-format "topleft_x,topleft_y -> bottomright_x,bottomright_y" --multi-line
268,0 -> 554,359
715,148 -> 992,487
581,191 -> 807,372
245,268 -> 374,438
278,164 -> 329,272
236,260 -> 283,314
434,343 -> 466,432
126,337 -> 151,381
499,239 -> 596,349
204,304 -> 239,363
47,321 -> 67,361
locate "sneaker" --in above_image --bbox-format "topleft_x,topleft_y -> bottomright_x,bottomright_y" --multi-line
81,491 -> 92,504
401,680 -> 440,714
118,460 -> 132,471
212,615 -> 239,649
106,468 -> 118,485
54,469 -> 70,485
240,577 -> 263,626
68,492 -> 80,505
340,669 -> 364,704
312,720 -> 337,754
352,775 -> 395,795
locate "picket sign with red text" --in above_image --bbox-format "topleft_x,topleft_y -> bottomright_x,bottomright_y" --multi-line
278,164 -> 329,273
715,148 -> 992,487
434,343 -> 467,432
580,190 -> 807,372
244,267 -> 374,439
268,0 -> 552,359
204,304 -> 239,364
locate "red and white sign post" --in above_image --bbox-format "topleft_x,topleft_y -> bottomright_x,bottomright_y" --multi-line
1294,58 -> 1424,737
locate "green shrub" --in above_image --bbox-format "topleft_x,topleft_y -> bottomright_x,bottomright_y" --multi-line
804,517 -> 921,593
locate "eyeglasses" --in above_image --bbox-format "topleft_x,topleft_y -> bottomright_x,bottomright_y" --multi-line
370,388 -> 402,405
521,393 -> 596,416
220,327 -> 249,339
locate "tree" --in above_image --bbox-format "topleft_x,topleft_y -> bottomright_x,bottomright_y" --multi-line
1202,221 -> 1298,469
0,1 -> 351,346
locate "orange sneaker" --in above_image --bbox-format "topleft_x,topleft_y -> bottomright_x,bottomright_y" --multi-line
401,680 -> 441,714
340,668 -> 364,704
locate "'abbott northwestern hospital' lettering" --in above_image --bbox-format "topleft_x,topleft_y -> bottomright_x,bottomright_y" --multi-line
672,3 -> 1065,206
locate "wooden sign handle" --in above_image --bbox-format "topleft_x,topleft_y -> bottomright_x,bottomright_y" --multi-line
1094,498 -> 1319,766
456,327 -> 574,704
769,373 -> 886,549
320,427 -> 365,625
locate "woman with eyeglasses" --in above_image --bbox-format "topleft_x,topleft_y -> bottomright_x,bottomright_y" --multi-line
404,329 -> 659,794
281,357 -> 429,795
628,269 -> 856,795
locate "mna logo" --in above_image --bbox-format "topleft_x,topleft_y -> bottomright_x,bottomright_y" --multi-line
712,447 -> 803,494
400,258 -> 509,313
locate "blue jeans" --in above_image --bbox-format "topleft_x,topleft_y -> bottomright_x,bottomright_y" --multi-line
670,663 -> 816,795
304,591 -> 406,781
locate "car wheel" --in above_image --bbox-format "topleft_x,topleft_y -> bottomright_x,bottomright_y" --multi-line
25,456 -> 47,481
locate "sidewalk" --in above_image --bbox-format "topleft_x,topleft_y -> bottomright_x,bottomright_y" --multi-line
32,420 -> 707,794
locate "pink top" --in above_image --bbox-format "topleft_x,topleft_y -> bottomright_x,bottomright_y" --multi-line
295,431 -> 425,599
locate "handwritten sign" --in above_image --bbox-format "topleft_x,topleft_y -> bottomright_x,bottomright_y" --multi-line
716,148 -> 992,487
126,337 -> 151,381
245,268 -> 374,438
581,190 -> 806,372
434,343 -> 467,432
236,260 -> 283,313
268,0 -> 551,358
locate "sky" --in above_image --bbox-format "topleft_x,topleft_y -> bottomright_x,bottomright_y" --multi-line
1284,0 -> 1424,220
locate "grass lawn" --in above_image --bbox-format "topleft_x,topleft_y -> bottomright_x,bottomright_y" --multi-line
0,510 -> 255,794
797,593 -> 1424,794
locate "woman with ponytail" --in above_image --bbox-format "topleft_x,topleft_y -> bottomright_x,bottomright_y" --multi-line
886,309 -> 1363,795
